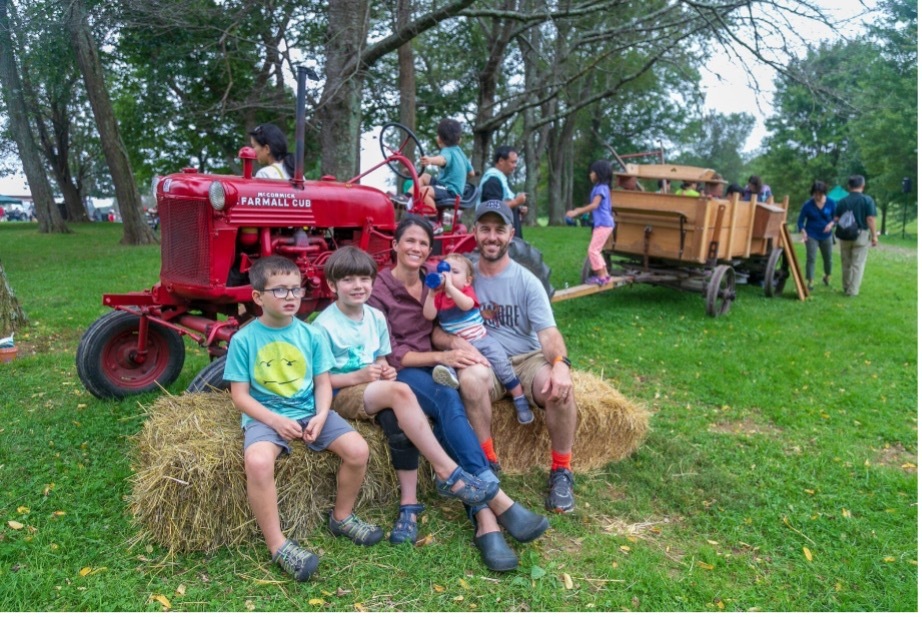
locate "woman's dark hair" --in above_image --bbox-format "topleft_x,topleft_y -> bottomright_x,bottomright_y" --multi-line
395,214 -> 434,246
747,175 -> 763,192
810,180 -> 828,195
725,183 -> 744,196
249,123 -> 295,177
589,159 -> 613,187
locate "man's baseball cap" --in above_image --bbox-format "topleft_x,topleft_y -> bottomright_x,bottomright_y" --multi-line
474,199 -> 514,225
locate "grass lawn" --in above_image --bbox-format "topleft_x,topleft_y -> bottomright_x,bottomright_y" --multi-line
0,221 -> 917,611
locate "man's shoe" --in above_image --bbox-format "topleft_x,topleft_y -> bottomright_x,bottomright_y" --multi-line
432,365 -> 460,389
272,539 -> 319,582
328,512 -> 384,546
497,502 -> 549,543
473,531 -> 518,571
545,468 -> 575,513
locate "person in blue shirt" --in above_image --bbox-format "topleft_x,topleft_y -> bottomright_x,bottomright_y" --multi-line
417,118 -> 474,213
565,160 -> 615,286
223,256 -> 382,582
797,181 -> 836,290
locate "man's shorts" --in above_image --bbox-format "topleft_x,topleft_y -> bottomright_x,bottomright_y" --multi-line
243,410 -> 355,454
487,350 -> 547,406
331,383 -> 375,420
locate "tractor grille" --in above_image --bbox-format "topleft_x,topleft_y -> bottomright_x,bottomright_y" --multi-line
160,197 -> 211,286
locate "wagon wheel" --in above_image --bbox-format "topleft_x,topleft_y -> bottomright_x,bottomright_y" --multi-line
705,265 -> 736,317
378,122 -> 425,180
763,247 -> 789,298
76,311 -> 185,399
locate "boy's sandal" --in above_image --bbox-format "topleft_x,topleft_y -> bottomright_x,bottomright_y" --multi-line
390,503 -> 426,545
435,466 -> 499,506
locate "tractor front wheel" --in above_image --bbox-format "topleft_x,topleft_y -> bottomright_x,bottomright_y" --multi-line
76,311 -> 185,399
186,356 -> 230,393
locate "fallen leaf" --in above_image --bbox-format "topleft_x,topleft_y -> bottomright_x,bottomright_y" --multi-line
336,588 -> 351,597
901,462 -> 916,470
458,578 -> 470,589
176,584 -> 186,596
7,521 -> 24,530
52,511 -> 66,517
562,573 -> 574,589
43,483 -> 55,496
883,556 -> 896,563
716,599 -> 725,610
149,594 -> 171,609
611,561 -> 618,569
841,509 -> 852,518
452,595 -> 464,602
16,506 -> 29,514
804,489 -> 815,495
79,567 -> 93,576
619,545 -> 631,553
706,539 -> 718,545
244,600 -> 255,611
308,599 -> 325,606
354,603 -> 367,612
697,561 -> 715,570
803,547 -> 813,562
432,584 -> 445,592
414,533 -> 434,547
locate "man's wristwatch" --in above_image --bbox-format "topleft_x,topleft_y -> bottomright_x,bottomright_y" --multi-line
552,355 -> 572,368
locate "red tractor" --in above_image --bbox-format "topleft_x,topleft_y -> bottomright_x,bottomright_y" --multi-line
76,68 -> 552,399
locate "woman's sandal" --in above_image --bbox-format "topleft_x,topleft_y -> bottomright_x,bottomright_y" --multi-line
435,466 -> 499,506
389,503 -> 426,544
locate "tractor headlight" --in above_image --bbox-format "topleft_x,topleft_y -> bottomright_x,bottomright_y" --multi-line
208,181 -> 226,211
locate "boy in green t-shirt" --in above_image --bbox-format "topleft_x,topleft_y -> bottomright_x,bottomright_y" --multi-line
223,256 -> 382,582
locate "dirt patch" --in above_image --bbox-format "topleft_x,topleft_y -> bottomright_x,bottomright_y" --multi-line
708,417 -> 781,436
874,442 -> 917,473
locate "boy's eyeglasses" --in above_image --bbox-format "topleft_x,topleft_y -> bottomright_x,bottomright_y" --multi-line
261,287 -> 305,299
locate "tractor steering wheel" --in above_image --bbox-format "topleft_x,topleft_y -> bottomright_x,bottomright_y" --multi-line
379,122 -> 426,181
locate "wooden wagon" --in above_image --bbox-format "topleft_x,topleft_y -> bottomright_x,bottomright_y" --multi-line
564,164 -> 794,317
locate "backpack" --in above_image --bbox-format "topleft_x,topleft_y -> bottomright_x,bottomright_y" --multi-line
835,209 -> 859,241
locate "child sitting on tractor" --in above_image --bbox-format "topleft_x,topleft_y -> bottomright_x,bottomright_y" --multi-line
223,255 -> 383,582
415,118 -> 475,214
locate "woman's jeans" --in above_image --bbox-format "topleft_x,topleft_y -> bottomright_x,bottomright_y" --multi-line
805,235 -> 833,282
376,367 -> 495,483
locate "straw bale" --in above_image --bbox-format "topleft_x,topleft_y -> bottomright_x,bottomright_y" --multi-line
492,370 -> 649,474
128,371 -> 648,553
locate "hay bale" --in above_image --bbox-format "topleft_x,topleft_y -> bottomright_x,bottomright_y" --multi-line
129,392 -> 429,554
129,371 -> 648,553
492,370 -> 649,474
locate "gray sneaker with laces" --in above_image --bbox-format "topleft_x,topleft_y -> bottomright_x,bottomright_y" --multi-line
272,539 -> 319,581
328,512 -> 384,546
545,468 -> 575,513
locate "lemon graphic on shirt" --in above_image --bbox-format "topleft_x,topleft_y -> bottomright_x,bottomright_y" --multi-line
254,341 -> 307,397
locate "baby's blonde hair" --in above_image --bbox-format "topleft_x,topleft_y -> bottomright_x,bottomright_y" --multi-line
444,253 -> 474,278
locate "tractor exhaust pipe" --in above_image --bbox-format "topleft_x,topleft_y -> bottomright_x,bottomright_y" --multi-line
293,66 -> 318,185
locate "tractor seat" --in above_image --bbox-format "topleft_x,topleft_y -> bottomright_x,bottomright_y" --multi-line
434,183 -> 481,209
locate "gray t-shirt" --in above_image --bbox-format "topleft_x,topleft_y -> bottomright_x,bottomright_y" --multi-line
473,260 -> 555,357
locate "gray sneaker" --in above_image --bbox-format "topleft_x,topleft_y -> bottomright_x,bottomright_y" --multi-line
328,512 -> 384,546
272,539 -> 319,582
513,395 -> 534,424
432,365 -> 460,389
545,468 -> 575,513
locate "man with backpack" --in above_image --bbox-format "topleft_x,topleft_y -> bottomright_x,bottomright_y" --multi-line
833,175 -> 878,296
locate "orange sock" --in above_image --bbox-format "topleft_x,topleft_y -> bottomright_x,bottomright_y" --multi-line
551,450 -> 572,471
481,438 -> 498,463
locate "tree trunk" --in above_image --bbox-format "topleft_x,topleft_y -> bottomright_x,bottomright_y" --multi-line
64,0 -> 156,245
397,0 -> 416,134
471,5 -> 517,172
0,0 -> 69,234
317,0 -> 370,179
0,258 -> 28,338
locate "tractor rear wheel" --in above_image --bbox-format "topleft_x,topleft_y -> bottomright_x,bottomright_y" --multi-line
186,356 -> 230,393
76,311 -> 185,399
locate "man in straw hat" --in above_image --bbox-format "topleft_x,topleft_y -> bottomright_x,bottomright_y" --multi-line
434,200 -> 578,514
